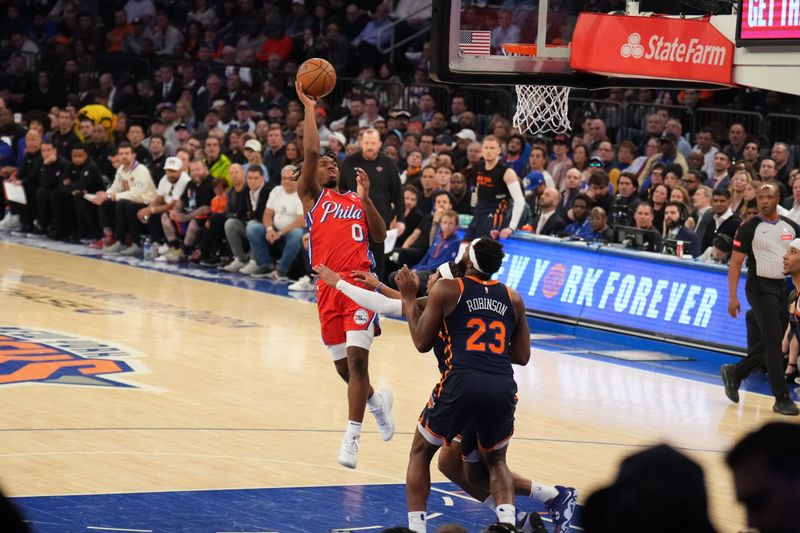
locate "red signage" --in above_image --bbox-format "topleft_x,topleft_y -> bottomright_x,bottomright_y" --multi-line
739,0 -> 800,42
570,13 -> 734,85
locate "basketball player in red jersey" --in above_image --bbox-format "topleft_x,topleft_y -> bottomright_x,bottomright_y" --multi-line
294,81 -> 394,469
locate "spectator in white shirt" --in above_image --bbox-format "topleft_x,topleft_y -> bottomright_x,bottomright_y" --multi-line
144,11 -> 184,56
358,96 -> 384,128
490,9 -> 521,54
692,128 -> 719,178
786,179 -> 800,224
243,165 -> 305,280
124,0 -> 156,24
89,142 -> 157,255
138,155 -> 191,248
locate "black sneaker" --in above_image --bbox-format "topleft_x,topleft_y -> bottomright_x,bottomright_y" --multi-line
773,396 -> 799,416
720,364 -> 740,403
200,255 -> 222,267
516,511 -> 548,533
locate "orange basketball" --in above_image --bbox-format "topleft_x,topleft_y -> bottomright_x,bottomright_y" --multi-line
296,58 -> 337,98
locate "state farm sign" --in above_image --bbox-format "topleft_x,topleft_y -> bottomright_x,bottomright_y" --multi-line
571,14 -> 734,85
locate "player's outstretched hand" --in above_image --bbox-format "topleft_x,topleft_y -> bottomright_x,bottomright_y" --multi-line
351,270 -> 379,289
294,81 -> 316,108
314,264 -> 341,288
355,167 -> 370,201
395,265 -> 419,300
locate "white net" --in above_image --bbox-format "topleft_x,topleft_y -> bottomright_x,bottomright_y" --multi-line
502,44 -> 572,135
512,84 -> 572,135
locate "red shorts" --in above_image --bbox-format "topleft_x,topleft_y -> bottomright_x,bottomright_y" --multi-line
316,274 -> 381,347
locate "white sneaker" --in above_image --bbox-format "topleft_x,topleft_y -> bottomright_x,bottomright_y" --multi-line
337,435 -> 359,469
103,241 -> 126,254
148,243 -> 162,259
157,243 -> 170,256
221,257 -> 246,272
120,243 -> 142,256
370,388 -> 395,441
239,259 -> 259,275
288,275 -> 316,291
1,214 -> 21,232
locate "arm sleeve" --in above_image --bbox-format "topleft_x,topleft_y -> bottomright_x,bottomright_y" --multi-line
732,220 -> 754,254
507,178 -> 525,231
335,279 -> 403,316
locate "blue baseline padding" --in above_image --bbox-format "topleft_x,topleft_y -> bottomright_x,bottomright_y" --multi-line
496,236 -> 750,352
13,483 -> 580,533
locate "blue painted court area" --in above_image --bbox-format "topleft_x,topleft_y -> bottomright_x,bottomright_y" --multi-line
14,482 -> 576,533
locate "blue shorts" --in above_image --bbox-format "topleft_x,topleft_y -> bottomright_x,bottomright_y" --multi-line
418,370 -> 517,452
462,200 -> 509,241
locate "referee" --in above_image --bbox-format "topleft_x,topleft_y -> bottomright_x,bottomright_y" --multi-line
722,182 -> 800,416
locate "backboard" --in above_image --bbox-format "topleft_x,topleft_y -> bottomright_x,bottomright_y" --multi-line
431,0 -> 800,97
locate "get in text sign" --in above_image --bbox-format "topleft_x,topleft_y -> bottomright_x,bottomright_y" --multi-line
738,0 -> 800,42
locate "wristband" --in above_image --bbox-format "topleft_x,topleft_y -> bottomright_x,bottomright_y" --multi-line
376,282 -> 383,292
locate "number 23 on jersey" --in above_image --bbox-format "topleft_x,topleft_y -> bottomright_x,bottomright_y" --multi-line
466,318 -> 507,355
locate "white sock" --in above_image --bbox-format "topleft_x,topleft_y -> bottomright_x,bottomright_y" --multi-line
366,391 -> 382,410
408,511 -> 426,533
531,481 -> 559,504
483,495 -> 496,510
345,421 -> 362,439
495,504 -> 515,525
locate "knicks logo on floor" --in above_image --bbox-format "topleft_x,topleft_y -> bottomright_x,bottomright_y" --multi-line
0,326 -> 148,388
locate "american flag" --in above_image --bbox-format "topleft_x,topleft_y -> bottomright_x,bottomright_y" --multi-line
458,30 -> 491,56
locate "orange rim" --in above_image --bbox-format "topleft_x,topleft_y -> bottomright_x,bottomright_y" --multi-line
501,43 -> 538,56
501,43 -> 570,57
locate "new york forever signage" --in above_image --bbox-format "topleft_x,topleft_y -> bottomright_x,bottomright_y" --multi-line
570,13 -> 734,85
494,238 -> 749,351
738,0 -> 800,44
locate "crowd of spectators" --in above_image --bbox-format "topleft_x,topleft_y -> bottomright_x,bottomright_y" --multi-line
1,0 -> 800,289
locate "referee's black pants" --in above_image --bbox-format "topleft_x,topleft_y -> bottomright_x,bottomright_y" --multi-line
732,277 -> 790,399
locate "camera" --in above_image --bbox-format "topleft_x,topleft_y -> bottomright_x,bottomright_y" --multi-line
611,194 -> 631,226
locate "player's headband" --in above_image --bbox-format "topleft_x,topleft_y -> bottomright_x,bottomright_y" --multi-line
437,262 -> 454,279
469,238 -> 487,274
790,238 -> 800,251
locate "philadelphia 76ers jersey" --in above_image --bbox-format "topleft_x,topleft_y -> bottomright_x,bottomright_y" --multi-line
306,188 -> 373,273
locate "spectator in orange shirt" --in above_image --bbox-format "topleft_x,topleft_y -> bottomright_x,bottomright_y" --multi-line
256,26 -> 294,64
106,9 -> 134,53
210,178 -> 228,215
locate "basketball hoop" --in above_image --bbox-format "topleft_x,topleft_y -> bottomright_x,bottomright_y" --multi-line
502,43 -> 571,135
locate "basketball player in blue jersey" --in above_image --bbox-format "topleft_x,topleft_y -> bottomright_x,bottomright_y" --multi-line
314,260 -> 577,532
464,135 -> 526,241
395,238 -> 530,532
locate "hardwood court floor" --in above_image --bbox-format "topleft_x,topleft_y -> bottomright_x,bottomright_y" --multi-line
0,240 -> 789,531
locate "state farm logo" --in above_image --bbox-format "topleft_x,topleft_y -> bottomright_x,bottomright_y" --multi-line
619,32 -> 727,66
620,33 -> 644,58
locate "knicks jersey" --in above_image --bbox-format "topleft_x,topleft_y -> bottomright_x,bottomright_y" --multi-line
472,161 -> 510,208
306,188 -> 372,273
441,276 -> 517,375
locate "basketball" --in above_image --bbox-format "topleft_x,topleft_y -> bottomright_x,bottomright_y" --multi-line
296,58 -> 337,98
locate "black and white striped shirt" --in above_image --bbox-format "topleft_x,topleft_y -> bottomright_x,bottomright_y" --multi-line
733,216 -> 800,279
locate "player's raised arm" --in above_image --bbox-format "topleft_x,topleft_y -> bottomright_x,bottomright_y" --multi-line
509,289 -> 531,366
356,167 -> 387,242
295,81 -> 321,205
